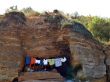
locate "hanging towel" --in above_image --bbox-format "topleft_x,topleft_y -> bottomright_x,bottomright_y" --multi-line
30,57 -> 36,67
61,57 -> 67,62
35,59 -> 40,64
25,55 -> 31,66
48,59 -> 55,65
43,59 -> 48,65
55,58 -> 62,67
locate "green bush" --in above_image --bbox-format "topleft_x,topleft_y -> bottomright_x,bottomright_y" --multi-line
21,7 -> 40,16
88,16 -> 110,42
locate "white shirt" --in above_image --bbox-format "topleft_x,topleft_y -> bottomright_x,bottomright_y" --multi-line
43,59 -> 48,65
61,57 -> 67,62
35,59 -> 40,64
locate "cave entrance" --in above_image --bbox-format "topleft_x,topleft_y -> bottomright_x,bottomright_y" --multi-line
18,40 -> 74,81
20,40 -> 72,73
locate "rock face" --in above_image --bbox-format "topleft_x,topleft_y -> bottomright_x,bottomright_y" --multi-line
19,71 -> 64,82
62,24 -> 107,82
0,12 -> 25,82
69,34 -> 106,82
0,26 -> 22,81
0,12 -> 108,82
104,46 -> 110,82
19,17 -> 64,58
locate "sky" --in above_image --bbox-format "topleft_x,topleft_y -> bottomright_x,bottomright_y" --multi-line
0,0 -> 110,17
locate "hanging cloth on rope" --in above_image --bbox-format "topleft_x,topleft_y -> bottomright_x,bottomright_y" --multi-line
43,59 -> 48,65
30,57 -> 36,67
61,57 -> 67,62
48,59 -> 55,66
55,58 -> 62,67
25,55 -> 31,66
35,59 -> 40,64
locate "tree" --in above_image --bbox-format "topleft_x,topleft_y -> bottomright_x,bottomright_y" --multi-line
88,16 -> 110,42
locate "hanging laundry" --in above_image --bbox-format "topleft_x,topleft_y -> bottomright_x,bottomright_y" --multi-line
61,57 -> 67,62
43,59 -> 48,65
40,59 -> 44,66
55,58 -> 62,67
25,55 -> 31,66
48,59 -> 55,65
30,57 -> 36,67
35,59 -> 40,64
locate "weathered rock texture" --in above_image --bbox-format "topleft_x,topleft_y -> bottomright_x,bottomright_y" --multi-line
104,46 -> 110,82
19,71 -> 64,82
62,24 -> 107,82
0,12 -> 109,82
69,34 -> 106,82
0,12 -> 26,82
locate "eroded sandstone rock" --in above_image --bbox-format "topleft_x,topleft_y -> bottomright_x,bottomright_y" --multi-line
0,12 -> 108,82
104,46 -> 110,82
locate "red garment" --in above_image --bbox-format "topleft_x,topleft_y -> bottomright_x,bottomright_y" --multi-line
30,57 -> 36,68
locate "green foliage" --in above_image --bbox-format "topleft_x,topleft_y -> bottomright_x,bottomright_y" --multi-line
88,16 -> 110,42
61,19 -> 73,28
71,15 -> 110,43
21,7 -> 40,16
71,16 -> 93,28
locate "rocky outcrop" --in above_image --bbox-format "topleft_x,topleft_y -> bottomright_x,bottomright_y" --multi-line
104,46 -> 110,82
19,71 -> 64,82
0,12 -> 109,82
69,35 -> 106,82
62,24 -> 107,82
0,12 -> 69,82
0,12 -> 25,82
0,27 -> 23,81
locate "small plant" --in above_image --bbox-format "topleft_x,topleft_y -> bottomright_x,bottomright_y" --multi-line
21,7 -> 40,16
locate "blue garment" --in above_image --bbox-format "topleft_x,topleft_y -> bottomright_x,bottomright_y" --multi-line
25,55 -> 31,66
40,59 -> 44,66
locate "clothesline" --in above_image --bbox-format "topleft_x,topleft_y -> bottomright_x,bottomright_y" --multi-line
25,55 -> 67,68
